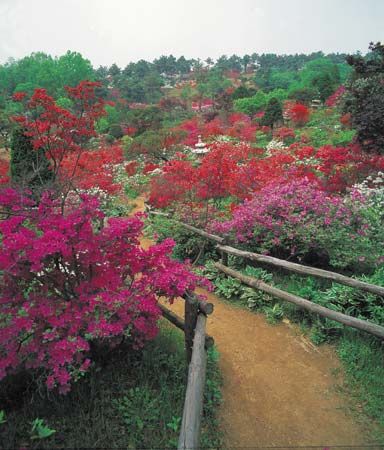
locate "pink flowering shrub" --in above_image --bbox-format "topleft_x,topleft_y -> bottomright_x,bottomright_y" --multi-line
0,189 -> 203,393
213,178 -> 381,270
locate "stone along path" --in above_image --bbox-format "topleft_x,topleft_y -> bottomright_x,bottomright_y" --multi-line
132,197 -> 372,449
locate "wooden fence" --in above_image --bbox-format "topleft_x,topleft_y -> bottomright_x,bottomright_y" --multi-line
150,207 -> 384,449
159,291 -> 214,450
149,209 -> 384,340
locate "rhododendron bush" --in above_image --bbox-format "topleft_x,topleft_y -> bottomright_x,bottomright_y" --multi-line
213,178 -> 382,270
0,190 -> 202,393
149,139 -> 384,219
0,81 -> 207,394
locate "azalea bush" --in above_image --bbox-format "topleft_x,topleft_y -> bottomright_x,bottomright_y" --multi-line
213,178 -> 383,271
0,81 -> 207,394
288,103 -> 310,126
0,189 -> 203,393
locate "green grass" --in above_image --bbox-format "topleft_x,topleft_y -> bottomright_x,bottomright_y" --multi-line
337,330 -> 384,441
0,323 -> 222,449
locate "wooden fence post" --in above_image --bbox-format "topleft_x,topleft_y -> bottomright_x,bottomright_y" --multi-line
178,313 -> 208,450
220,236 -> 229,266
184,297 -> 198,365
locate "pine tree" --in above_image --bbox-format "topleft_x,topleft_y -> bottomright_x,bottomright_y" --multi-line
10,128 -> 53,192
262,97 -> 283,129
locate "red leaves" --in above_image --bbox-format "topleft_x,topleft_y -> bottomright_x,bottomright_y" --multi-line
11,81 -> 109,193
61,145 -> 123,194
325,85 -> 346,107
142,162 -> 159,174
125,161 -> 138,176
0,160 -> 9,185
288,103 -> 310,126
12,92 -> 27,102
149,137 -> 384,214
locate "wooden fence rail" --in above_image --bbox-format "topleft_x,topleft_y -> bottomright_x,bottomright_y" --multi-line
148,209 -> 384,297
158,291 -> 214,450
217,245 -> 384,297
215,262 -> 384,340
149,207 -> 384,448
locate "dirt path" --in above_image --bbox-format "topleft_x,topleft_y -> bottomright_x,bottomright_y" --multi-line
132,197 -> 372,449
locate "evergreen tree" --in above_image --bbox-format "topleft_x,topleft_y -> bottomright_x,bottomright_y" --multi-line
262,97 -> 283,128
10,128 -> 52,192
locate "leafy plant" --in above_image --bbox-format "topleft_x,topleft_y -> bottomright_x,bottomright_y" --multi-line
0,191 -> 203,393
30,418 -> 56,440
166,415 -> 181,432
264,304 -> 284,324
214,277 -> 242,300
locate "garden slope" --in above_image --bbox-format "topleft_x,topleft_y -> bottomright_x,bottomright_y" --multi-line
132,197 -> 372,449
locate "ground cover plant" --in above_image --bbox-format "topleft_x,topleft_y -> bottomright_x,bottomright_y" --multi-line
0,324 -> 222,449
1,41 -> 384,446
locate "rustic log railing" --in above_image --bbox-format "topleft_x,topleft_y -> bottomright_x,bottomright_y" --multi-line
149,209 -> 384,341
148,209 -> 384,297
158,291 -> 214,450
215,262 -> 384,340
150,207 -> 384,447
216,244 -> 384,297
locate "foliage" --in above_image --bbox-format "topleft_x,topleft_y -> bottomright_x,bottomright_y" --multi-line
146,214 -> 217,262
30,418 -> 56,440
0,326 -> 222,448
261,97 -> 283,128
337,331 -> 384,434
0,191 -> 204,393
234,89 -> 288,116
0,51 -> 94,99
10,128 -> 52,193
343,42 -> 384,154
288,87 -> 317,104
213,178 -> 383,271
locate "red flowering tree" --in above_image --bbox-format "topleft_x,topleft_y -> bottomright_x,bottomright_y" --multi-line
61,144 -> 123,194
288,103 -> 310,126
12,81 -> 109,196
0,82 -> 207,394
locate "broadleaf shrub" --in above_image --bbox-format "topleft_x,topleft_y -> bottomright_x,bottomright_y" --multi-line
0,190 -> 203,393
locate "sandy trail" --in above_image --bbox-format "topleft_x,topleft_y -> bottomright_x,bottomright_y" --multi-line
133,196 -> 372,449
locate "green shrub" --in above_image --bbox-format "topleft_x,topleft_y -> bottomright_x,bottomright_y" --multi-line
10,128 -> 53,192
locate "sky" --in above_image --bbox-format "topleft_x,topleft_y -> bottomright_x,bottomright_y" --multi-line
0,0 -> 383,67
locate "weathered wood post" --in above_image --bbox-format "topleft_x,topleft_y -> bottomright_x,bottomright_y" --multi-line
220,236 -> 229,266
178,313 -> 208,450
184,296 -> 199,365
